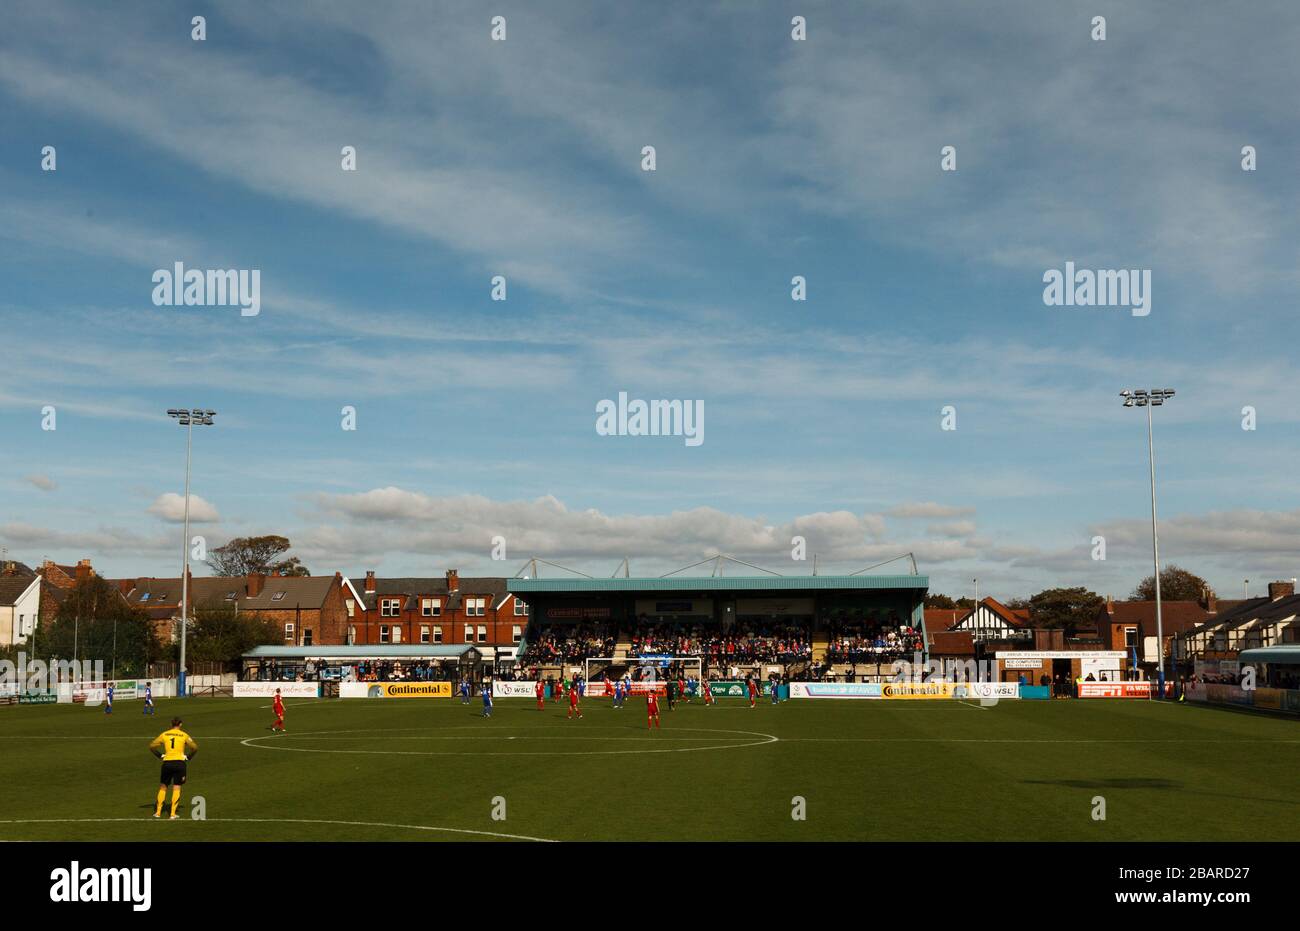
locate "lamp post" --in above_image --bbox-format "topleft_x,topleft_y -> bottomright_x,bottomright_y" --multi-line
167,408 -> 216,698
1119,388 -> 1175,698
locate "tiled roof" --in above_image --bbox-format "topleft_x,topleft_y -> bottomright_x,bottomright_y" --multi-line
0,576 -> 39,606
1103,600 -> 1210,634
1188,594 -> 1300,634
923,608 -> 964,631
981,597 -> 1031,628
117,575 -> 337,611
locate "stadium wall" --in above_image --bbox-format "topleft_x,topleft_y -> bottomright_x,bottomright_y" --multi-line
1186,682 -> 1300,714
789,681 -> 1020,699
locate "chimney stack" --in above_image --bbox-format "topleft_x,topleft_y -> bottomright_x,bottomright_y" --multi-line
365,570 -> 376,593
75,558 -> 93,582
247,572 -> 266,598
1267,580 -> 1295,601
446,569 -> 460,593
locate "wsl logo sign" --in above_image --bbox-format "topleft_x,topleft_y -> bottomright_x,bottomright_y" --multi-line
49,861 -> 152,911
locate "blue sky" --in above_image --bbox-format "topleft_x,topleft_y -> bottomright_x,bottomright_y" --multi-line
2,0 -> 1299,600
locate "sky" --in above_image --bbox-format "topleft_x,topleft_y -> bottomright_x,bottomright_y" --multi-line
2,0 -> 1299,601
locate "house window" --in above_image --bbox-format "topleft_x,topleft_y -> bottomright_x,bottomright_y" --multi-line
382,598 -> 400,617
432,626 -> 443,644
303,628 -> 313,646
346,599 -> 355,617
514,599 -> 528,616
421,598 -> 441,617
1124,627 -> 1138,648
467,597 -> 486,617
512,625 -> 523,644
420,625 -> 431,644
464,625 -> 474,643
140,593 -> 151,602
284,623 -> 295,642
477,625 -> 487,643
380,625 -> 390,644
272,591 -> 286,602
392,626 -> 402,644
348,625 -> 356,644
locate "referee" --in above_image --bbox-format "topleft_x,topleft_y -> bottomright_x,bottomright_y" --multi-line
149,716 -> 198,820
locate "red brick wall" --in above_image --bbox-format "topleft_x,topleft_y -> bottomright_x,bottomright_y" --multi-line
245,577 -> 350,646
352,593 -> 527,649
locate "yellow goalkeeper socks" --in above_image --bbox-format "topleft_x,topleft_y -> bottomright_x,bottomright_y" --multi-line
155,788 -> 166,816
170,787 -> 182,817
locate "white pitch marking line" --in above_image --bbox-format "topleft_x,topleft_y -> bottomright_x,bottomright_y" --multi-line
780,737 -> 1300,743
239,726 -> 779,757
0,735 -> 258,740
0,817 -> 556,842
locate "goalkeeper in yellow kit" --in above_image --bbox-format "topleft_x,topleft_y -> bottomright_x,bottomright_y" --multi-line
149,717 -> 198,820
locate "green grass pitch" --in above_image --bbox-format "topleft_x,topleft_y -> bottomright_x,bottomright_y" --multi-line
1,696 -> 1296,842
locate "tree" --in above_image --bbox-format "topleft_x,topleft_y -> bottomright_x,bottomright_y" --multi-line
925,593 -> 956,609
38,575 -> 162,677
1130,565 -> 1213,602
184,601 -> 280,669
207,535 -> 310,577
1027,587 -> 1104,634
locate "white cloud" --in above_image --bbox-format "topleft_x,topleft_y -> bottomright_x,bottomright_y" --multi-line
888,502 -> 976,519
928,521 -> 977,538
23,474 -> 56,492
301,487 -> 1000,575
147,493 -> 220,524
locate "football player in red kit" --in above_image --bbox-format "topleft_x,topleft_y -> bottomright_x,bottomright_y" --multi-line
271,688 -> 286,731
746,676 -> 758,708
702,678 -> 714,706
646,689 -> 661,729
567,681 -> 583,719
535,678 -> 545,710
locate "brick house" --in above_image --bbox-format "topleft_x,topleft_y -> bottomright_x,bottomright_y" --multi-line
36,558 -> 96,629
117,572 -> 362,646
1094,595 -> 1211,662
349,569 -> 528,653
